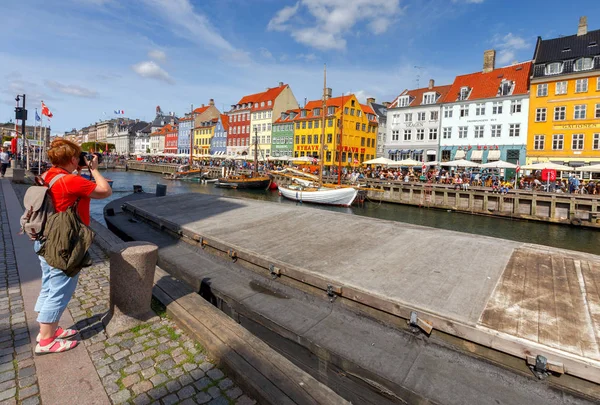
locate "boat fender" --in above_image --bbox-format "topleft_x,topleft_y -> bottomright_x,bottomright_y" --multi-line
570,218 -> 582,226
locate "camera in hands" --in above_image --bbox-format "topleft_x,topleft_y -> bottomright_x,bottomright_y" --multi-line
78,151 -> 103,167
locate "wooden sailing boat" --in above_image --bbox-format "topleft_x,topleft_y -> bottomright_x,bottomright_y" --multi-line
278,65 -> 358,207
214,128 -> 271,189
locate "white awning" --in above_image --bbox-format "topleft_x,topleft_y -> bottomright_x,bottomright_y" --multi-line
470,150 -> 483,161
487,150 -> 501,161
426,150 -> 437,156
454,150 -> 466,159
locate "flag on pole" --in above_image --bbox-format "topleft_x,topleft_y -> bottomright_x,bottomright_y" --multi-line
35,110 -> 41,122
41,101 -> 53,118
114,109 -> 124,115
516,162 -> 521,173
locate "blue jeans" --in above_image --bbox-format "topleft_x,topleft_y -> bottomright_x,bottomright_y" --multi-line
34,241 -> 79,323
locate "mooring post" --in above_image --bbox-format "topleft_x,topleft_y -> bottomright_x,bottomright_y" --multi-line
103,241 -> 159,337
11,168 -> 25,184
156,184 -> 167,197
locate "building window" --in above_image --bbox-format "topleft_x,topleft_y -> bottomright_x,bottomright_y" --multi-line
474,125 -> 484,139
537,84 -> 548,97
441,150 -> 451,161
475,103 -> 485,116
459,87 -> 470,101
499,80 -> 513,96
392,130 -> 399,141
416,129 -> 425,140
350,108 -> 355,116
403,129 -> 411,141
492,102 -> 503,114
572,134 -> 584,150
430,111 -> 438,120
362,123 -> 366,131
423,93 -> 436,104
443,106 -> 453,118
554,106 -> 566,121
460,105 -> 469,117
534,108 -> 546,122
575,79 -> 588,93
417,112 -> 426,121
534,135 -> 545,150
313,135 -> 318,144
328,119 -> 333,127
405,113 -> 412,122
597,77 -> 600,91
545,62 -> 563,75
574,58 -> 594,71
397,96 -> 410,107
443,127 -> 451,139
509,124 -> 520,137
574,105 -> 587,119
510,100 -> 522,113
555,81 -> 568,95
491,124 -> 502,138
594,133 -> 600,150
458,126 -> 467,139
355,123 -> 360,130
552,134 -> 564,150
596,104 -> 600,119
429,128 -> 438,140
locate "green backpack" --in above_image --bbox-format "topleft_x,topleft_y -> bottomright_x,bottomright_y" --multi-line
37,198 -> 95,277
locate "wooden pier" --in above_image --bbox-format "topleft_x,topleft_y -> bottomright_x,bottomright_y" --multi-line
105,192 -> 600,404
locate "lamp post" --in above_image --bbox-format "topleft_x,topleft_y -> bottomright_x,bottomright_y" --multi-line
14,94 -> 27,169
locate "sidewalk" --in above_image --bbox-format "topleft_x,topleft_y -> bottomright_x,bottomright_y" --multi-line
0,167 -> 256,405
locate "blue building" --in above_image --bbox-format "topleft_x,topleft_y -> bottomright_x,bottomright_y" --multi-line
177,114 -> 193,155
211,114 -> 228,156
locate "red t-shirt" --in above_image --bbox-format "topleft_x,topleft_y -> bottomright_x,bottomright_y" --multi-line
43,167 -> 97,226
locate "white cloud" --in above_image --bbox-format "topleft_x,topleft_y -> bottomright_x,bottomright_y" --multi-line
451,0 -> 485,3
131,61 -> 174,84
140,0 -> 249,62
493,33 -> 530,65
259,48 -> 274,60
148,49 -> 167,63
268,0 -> 402,51
45,80 -> 98,98
297,53 -> 317,62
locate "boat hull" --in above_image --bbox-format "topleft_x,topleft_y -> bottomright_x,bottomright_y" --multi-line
215,177 -> 271,190
278,185 -> 358,207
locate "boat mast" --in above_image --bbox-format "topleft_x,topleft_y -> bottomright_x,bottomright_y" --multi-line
189,105 -> 194,166
253,127 -> 258,177
338,93 -> 343,185
319,64 -> 326,186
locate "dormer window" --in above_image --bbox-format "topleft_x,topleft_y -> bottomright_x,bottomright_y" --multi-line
300,110 -> 307,117
458,87 -> 471,101
313,108 -> 320,116
498,80 -> 514,96
260,101 -> 265,107
327,106 -> 335,115
254,103 -> 258,108
267,100 -> 272,106
422,92 -> 437,105
574,58 -> 594,72
397,96 -> 410,107
545,62 -> 563,75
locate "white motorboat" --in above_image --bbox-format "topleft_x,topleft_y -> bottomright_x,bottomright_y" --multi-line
278,184 -> 358,207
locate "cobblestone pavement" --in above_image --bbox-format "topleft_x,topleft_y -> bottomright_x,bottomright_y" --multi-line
9,182 -> 257,405
0,181 -> 41,405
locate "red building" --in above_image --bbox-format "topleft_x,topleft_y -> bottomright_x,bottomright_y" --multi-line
163,124 -> 179,154
227,93 -> 260,156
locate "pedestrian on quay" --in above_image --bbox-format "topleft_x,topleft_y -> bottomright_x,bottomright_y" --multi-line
0,146 -> 11,177
34,139 -> 112,354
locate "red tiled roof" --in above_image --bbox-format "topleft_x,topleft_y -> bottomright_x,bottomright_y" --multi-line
274,109 -> 300,124
151,123 -> 177,136
220,114 -> 229,132
252,84 -> 289,111
442,61 -> 532,103
193,106 -> 209,114
304,95 -> 348,111
389,84 -> 452,109
179,116 -> 194,122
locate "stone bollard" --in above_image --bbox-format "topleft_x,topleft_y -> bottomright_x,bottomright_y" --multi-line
11,168 -> 25,183
103,241 -> 159,337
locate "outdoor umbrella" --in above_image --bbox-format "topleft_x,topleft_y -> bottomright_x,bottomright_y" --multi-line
479,160 -> 517,169
363,157 -> 396,165
521,162 -> 573,171
580,163 -> 600,173
292,156 -> 319,163
424,161 -> 439,166
393,158 -> 422,167
440,159 -> 480,168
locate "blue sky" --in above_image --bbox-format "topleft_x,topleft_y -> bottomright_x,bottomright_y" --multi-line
1,0 -> 599,134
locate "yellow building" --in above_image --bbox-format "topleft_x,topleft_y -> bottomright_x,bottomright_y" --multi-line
193,118 -> 216,157
527,17 -> 600,168
292,94 -> 378,166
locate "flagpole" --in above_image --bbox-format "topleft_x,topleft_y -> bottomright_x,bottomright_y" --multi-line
38,109 -> 42,175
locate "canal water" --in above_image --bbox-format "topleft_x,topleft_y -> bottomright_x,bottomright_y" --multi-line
92,170 -> 600,254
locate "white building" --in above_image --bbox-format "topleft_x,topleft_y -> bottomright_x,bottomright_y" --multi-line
366,98 -> 389,158
386,80 -> 451,162
440,51 -> 532,165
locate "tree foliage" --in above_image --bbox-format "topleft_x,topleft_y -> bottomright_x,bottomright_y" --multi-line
81,142 -> 115,152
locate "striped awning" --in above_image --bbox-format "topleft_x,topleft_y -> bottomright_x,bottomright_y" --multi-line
454,150 -> 466,159
487,150 -> 501,161
470,150 -> 483,161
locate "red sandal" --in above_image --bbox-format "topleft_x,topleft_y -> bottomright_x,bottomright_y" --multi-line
35,338 -> 78,355
36,327 -> 78,343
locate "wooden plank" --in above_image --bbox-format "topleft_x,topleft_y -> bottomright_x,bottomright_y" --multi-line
552,255 -> 583,356
516,250 -> 540,342
153,269 -> 349,405
582,261 -> 600,357
578,261 -> 600,360
564,258 -> 596,359
537,253 -> 558,348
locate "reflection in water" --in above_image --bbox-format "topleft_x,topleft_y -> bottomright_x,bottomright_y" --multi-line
92,170 -> 600,254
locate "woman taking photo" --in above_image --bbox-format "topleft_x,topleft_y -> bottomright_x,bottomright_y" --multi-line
34,139 -> 112,354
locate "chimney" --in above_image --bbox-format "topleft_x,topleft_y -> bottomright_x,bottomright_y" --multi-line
367,97 -> 375,105
201,104 -> 205,108
279,81 -> 284,87
209,98 -> 214,106
578,16 -> 588,36
428,79 -> 434,89
483,49 -> 496,73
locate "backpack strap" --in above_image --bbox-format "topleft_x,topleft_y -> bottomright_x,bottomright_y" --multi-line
47,173 -> 67,189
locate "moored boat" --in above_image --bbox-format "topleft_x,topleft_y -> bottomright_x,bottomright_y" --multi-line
215,174 -> 271,189
278,183 -> 357,206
